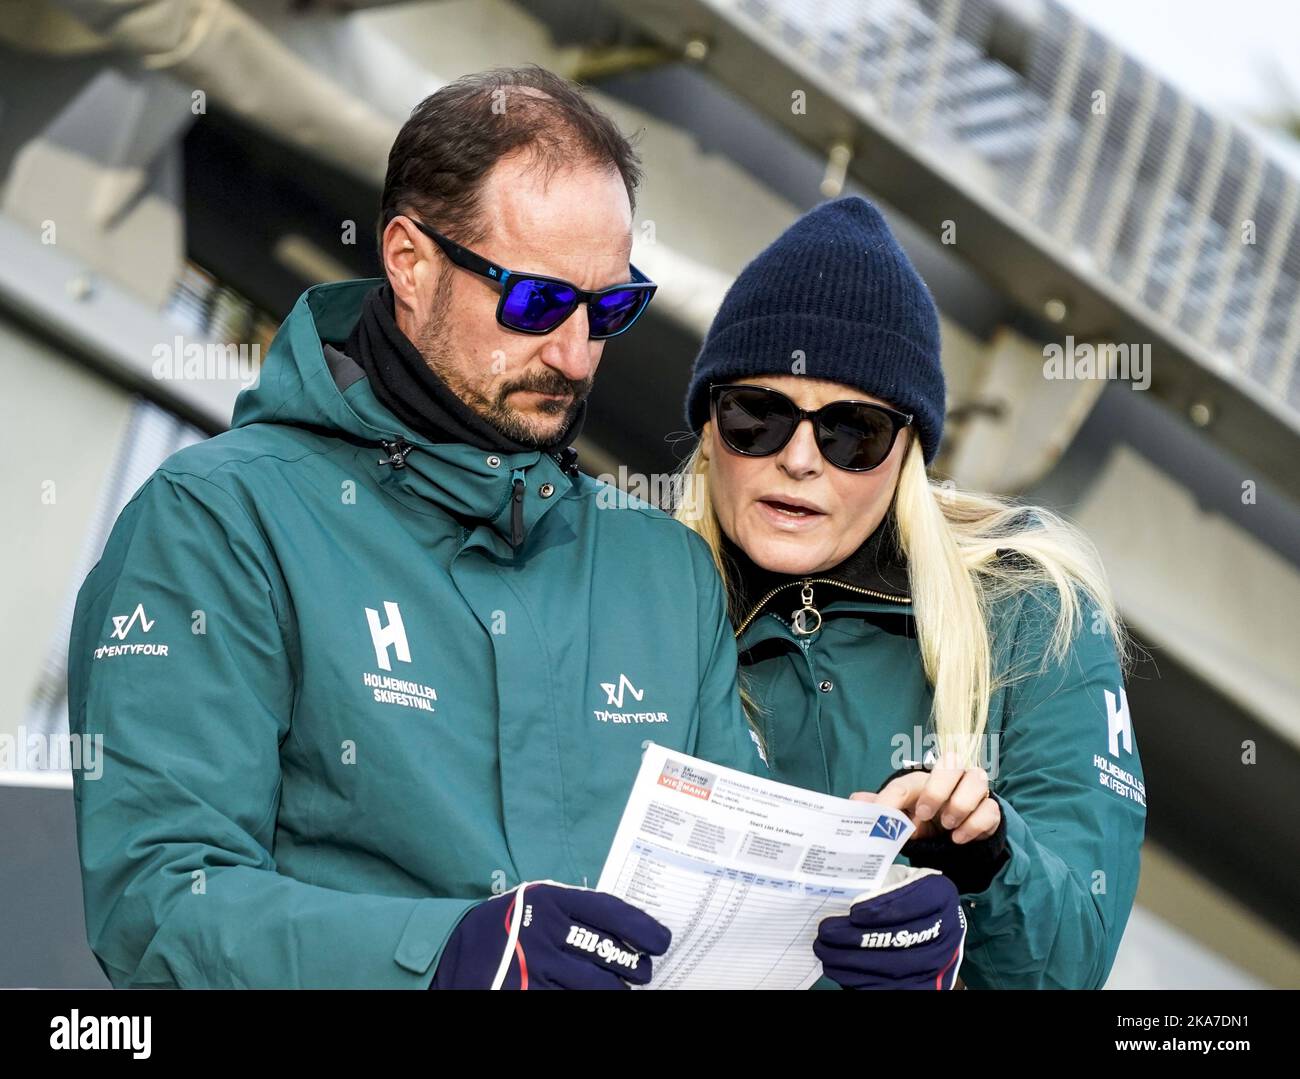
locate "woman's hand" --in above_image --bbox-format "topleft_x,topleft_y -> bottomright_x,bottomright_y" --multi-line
852,753 -> 1001,844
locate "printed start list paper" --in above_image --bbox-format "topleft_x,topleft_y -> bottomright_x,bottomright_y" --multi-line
597,742 -> 915,989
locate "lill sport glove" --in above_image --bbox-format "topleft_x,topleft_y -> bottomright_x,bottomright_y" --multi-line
814,865 -> 967,989
431,880 -> 671,989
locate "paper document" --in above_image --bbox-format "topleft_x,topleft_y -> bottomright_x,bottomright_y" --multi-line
597,742 -> 916,989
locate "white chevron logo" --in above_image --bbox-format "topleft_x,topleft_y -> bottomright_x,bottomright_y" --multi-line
110,603 -> 154,640
600,673 -> 644,708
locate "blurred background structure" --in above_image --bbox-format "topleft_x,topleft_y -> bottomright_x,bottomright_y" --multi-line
1,0 -> 1297,989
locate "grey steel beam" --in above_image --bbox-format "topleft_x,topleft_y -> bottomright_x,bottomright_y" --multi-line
0,214 -> 237,434
601,0 -> 1300,502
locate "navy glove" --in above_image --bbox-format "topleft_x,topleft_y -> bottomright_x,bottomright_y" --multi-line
432,880 -> 671,989
814,865 -> 967,989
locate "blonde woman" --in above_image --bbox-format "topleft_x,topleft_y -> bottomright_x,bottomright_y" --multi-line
674,197 -> 1147,989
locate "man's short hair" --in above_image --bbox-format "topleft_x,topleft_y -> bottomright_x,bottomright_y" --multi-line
377,64 -> 643,255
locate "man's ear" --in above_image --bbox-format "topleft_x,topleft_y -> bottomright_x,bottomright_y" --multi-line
382,215 -> 424,305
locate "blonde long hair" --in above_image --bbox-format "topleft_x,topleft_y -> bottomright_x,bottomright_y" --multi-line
673,435 -> 1130,766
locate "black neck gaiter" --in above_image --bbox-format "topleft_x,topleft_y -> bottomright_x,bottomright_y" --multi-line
341,281 -> 587,454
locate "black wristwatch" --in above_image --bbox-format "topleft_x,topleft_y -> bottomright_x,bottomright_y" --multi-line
876,763 -> 1011,896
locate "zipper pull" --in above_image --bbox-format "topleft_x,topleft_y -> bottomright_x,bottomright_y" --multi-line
791,579 -> 822,636
552,446 -> 580,478
377,438 -> 412,469
509,468 -> 526,549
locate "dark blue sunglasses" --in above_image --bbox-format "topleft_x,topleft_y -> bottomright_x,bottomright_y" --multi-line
397,214 -> 657,339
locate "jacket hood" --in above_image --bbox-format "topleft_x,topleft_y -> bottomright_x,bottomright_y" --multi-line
234,278 -> 396,439
231,277 -> 579,554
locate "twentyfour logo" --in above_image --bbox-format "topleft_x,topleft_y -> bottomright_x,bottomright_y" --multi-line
1094,687 -> 1146,807
94,603 -> 169,660
362,601 -> 437,713
110,603 -> 154,639
594,673 -> 668,725
601,673 -> 643,708
860,917 -> 943,949
565,925 -> 641,970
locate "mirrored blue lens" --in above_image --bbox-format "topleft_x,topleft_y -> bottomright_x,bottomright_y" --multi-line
589,289 -> 648,337
501,278 -> 578,331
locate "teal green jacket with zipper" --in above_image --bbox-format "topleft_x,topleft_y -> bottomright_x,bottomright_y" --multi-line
66,278 -> 763,989
735,572 -> 1147,990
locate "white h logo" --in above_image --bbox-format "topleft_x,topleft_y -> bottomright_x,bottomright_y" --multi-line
365,601 -> 410,672
1105,688 -> 1132,757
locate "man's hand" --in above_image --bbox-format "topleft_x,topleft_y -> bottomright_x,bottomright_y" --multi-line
814,866 -> 967,989
852,753 -> 1001,845
431,881 -> 670,989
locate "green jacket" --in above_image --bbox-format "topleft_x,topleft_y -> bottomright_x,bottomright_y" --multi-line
67,278 -> 762,989
735,576 -> 1147,990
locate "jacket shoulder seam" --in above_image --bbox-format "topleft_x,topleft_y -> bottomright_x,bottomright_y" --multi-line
150,465 -> 297,637
157,437 -> 339,485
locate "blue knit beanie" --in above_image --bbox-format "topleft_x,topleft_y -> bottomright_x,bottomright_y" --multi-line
684,196 -> 945,464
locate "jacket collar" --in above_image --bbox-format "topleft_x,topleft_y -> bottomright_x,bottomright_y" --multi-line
336,348 -> 581,556
236,279 -> 580,554
376,438 -> 579,556
725,512 -> 913,643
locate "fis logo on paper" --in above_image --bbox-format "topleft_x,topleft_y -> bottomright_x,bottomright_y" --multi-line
870,815 -> 907,841
656,761 -> 714,800
565,925 -> 640,969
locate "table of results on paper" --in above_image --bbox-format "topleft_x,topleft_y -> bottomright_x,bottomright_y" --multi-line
605,837 -> 890,989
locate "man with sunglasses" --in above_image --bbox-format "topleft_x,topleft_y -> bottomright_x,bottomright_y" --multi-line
67,66 -> 763,990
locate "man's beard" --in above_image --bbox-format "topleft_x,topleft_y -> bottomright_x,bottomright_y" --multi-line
414,285 -> 589,448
